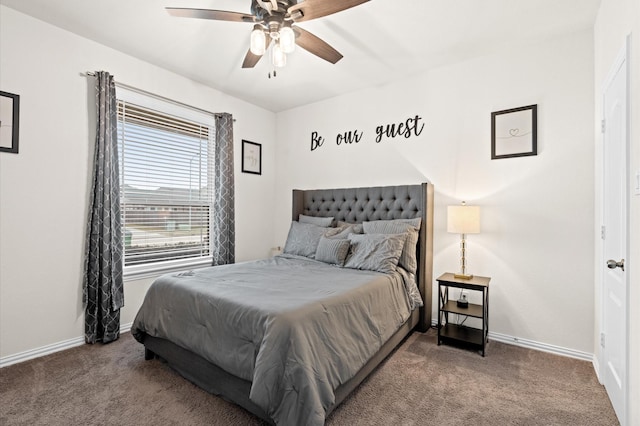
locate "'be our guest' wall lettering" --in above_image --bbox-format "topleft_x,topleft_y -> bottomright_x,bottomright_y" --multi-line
310,115 -> 425,152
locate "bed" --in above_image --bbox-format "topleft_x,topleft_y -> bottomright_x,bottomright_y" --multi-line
132,183 -> 434,425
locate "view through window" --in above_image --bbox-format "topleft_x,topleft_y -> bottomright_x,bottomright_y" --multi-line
117,100 -> 214,268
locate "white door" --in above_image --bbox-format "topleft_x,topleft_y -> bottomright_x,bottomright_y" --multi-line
601,39 -> 629,425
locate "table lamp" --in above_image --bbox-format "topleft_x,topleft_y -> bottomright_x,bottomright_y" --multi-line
447,201 -> 480,279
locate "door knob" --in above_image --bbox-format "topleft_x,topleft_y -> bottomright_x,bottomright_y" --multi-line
607,259 -> 625,271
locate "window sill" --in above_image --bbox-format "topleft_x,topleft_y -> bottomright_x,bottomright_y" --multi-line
123,257 -> 213,282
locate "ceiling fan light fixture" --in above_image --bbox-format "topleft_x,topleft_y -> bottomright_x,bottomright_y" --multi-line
266,21 -> 279,38
166,0 -> 369,69
250,25 -> 266,55
279,25 -> 295,53
271,41 -> 287,68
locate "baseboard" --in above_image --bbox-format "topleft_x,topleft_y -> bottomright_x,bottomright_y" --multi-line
0,322 -> 133,368
429,320 -> 594,362
592,354 -> 602,383
487,330 -> 593,362
2,322 -> 595,368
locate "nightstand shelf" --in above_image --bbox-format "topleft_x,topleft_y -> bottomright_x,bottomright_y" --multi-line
440,324 -> 484,346
437,272 -> 491,356
441,300 -> 484,318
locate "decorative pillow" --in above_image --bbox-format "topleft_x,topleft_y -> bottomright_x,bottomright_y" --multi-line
315,237 -> 350,266
337,221 -> 364,234
283,221 -> 328,258
325,223 -> 359,239
344,233 -> 407,274
363,218 -> 422,274
299,214 -> 333,227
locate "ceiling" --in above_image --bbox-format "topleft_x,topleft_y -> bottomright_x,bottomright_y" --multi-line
1,0 -> 601,112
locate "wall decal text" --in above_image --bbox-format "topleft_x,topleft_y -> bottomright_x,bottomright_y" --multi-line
336,130 -> 363,145
310,115 -> 424,151
375,115 -> 425,143
310,131 -> 325,151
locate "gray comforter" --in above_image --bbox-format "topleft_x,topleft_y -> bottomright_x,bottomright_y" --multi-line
131,254 -> 414,425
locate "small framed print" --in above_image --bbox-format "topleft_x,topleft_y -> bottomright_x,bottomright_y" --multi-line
491,104 -> 537,160
0,91 -> 20,154
242,140 -> 262,175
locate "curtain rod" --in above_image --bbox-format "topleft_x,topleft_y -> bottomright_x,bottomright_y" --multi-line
84,72 -> 235,121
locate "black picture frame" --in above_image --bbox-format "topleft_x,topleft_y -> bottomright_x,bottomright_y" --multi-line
241,140 -> 262,175
491,104 -> 537,160
0,91 -> 20,154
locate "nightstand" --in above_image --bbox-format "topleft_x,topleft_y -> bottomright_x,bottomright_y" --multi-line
436,272 -> 490,356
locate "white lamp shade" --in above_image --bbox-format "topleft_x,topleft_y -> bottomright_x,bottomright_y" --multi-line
447,205 -> 480,234
271,42 -> 286,68
250,27 -> 266,56
279,26 -> 295,53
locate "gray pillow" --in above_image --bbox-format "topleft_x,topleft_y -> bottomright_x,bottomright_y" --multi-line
315,237 -> 350,266
299,214 -> 333,227
363,218 -> 422,274
344,233 -> 407,274
283,221 -> 328,258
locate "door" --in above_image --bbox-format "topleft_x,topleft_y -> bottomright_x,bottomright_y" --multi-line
601,38 -> 629,425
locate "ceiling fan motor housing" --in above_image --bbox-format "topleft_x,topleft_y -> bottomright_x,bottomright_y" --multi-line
251,0 -> 298,20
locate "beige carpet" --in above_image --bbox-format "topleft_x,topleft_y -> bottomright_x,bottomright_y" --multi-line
0,330 -> 619,425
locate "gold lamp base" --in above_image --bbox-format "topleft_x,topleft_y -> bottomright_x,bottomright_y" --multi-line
454,273 -> 474,280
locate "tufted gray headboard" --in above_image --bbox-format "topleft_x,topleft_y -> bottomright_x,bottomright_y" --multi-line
292,183 -> 434,331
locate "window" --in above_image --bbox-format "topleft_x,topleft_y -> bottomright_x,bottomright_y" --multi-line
116,89 -> 215,277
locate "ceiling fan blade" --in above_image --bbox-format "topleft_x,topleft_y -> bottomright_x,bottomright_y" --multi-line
166,8 -> 255,23
242,50 -> 263,68
294,27 -> 343,64
288,0 -> 369,23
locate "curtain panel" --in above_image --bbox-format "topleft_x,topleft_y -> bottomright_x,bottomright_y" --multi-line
212,113 -> 235,266
83,71 -> 124,344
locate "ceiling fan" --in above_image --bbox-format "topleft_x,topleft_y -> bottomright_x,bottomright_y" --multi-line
166,0 -> 370,69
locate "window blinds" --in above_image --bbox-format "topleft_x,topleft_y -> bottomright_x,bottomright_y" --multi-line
117,100 -> 214,267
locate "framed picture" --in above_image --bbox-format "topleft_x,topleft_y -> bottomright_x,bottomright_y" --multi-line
491,104 -> 537,160
0,91 -> 20,154
242,140 -> 262,175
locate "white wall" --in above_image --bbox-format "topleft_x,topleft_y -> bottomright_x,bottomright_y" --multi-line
594,1 -> 640,424
0,7 -> 277,360
275,30 -> 596,354
1,4 -> 621,393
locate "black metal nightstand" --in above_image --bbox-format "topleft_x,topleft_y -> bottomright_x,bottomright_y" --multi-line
437,272 -> 490,356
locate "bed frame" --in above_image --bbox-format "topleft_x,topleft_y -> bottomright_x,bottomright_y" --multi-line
142,183 -> 434,423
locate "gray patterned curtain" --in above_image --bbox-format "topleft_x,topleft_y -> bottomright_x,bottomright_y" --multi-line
83,71 -> 124,344
212,113 -> 235,266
